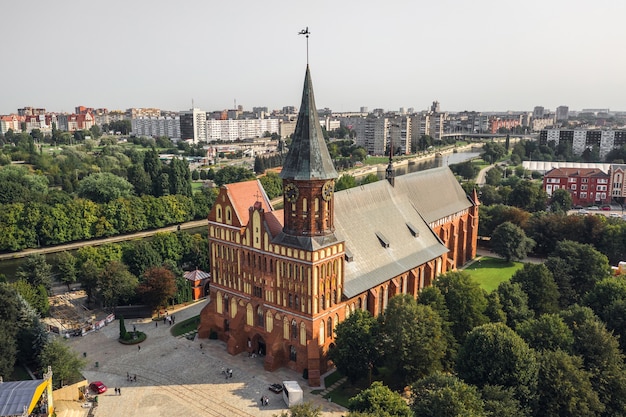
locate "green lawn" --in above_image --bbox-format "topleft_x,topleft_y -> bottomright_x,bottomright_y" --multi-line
464,256 -> 525,292
170,315 -> 201,337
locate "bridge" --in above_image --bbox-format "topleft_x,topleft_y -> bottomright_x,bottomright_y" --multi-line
440,132 -> 538,140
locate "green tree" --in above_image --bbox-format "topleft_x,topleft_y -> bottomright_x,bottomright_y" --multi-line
517,314 -> 574,353
490,221 -> 535,262
12,279 -> 50,317
410,372 -> 486,417
379,294 -> 446,387
480,385 -> 523,417
213,165 -> 256,186
40,338 -> 86,387
328,309 -> 379,384
536,350 -> 604,417
584,277 -> 626,351
545,240 -> 610,307
259,171 -> 283,199
417,285 -> 458,370
456,323 -> 539,413
559,305 -> 626,417
510,263 -> 559,316
138,266 -> 177,309
0,283 -> 20,377
16,253 -> 53,292
97,261 -> 139,307
434,271 -> 489,344
508,180 -> 548,212
55,251 -> 78,291
272,402 -> 322,417
122,240 -> 163,277
119,316 -> 128,340
127,164 -> 153,196
495,281 -> 533,329
348,381 -> 412,417
335,174 -> 357,191
549,188 -> 573,213
77,172 -> 135,203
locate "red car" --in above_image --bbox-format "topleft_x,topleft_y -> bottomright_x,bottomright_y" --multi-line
89,381 -> 107,394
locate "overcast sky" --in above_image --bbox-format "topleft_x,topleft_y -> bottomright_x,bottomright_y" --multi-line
2,0 -> 625,115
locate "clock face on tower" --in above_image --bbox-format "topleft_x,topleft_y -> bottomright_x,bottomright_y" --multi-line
284,183 -> 299,203
322,180 -> 334,201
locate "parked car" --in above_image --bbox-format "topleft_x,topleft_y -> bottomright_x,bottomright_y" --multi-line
578,209 -> 589,215
601,205 -> 611,211
89,381 -> 107,394
610,213 -> 621,218
588,206 -> 600,211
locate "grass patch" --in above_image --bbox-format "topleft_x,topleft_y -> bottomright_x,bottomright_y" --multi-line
171,315 -> 200,337
324,370 -> 344,387
464,256 -> 524,292
118,331 -> 147,345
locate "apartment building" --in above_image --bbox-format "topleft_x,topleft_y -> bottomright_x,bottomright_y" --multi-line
540,129 -> 626,159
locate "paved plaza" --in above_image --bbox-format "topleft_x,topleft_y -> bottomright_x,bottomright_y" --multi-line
64,300 -> 347,417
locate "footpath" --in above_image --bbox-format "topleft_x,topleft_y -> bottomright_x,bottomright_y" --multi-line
0,219 -> 208,261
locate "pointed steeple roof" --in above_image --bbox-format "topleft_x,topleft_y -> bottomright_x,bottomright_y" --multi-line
280,66 -> 338,181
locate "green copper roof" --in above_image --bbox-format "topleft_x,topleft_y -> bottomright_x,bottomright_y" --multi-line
280,66 -> 338,181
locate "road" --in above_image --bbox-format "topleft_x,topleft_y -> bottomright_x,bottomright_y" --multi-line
0,219 -> 209,261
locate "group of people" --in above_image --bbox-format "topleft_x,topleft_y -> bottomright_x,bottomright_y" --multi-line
222,367 -> 233,379
126,372 -> 137,382
114,387 -> 122,395
260,395 -> 269,407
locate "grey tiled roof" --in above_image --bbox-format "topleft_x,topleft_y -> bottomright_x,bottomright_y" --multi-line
280,66 -> 338,181
334,168 -> 469,298
0,379 -> 44,416
392,166 -> 474,224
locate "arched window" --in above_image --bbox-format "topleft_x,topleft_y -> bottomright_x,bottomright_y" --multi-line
246,304 -> 253,326
319,320 -> 325,344
299,322 -> 306,345
257,306 -> 264,328
289,345 -> 297,362
288,293 -> 293,308
320,294 -> 325,311
333,290 -> 337,305
295,295 -> 300,310
327,319 -> 333,340
291,319 -> 298,339
223,295 -> 229,313
283,316 -> 289,340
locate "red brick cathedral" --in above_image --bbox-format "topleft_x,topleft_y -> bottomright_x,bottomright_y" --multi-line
198,66 -> 479,387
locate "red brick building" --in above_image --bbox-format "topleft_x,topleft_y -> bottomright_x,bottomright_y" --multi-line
543,167 -> 610,206
197,66 -> 479,387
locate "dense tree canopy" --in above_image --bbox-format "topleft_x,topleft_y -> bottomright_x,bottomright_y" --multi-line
328,309 -> 379,384
77,172 -> 135,203
348,381 -> 412,417
379,294 -> 447,387
434,271 -> 489,344
490,221 -> 535,262
456,323 -> 539,412
410,372 -> 487,417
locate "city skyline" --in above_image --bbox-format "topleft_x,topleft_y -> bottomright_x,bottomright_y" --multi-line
3,0 -> 626,115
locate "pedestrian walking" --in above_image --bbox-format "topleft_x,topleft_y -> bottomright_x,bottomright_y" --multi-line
138,345 -> 141,351
200,343 -> 203,350
126,372 -> 129,380
155,321 -> 158,328
118,387 -> 121,395
133,374 -> 137,382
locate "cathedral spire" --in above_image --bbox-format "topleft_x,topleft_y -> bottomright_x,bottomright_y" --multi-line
279,66 -> 338,181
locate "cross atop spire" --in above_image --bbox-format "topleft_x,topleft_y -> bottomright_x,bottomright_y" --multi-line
298,27 -> 310,65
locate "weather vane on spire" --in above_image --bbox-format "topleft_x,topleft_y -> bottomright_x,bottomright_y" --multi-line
298,27 -> 310,65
